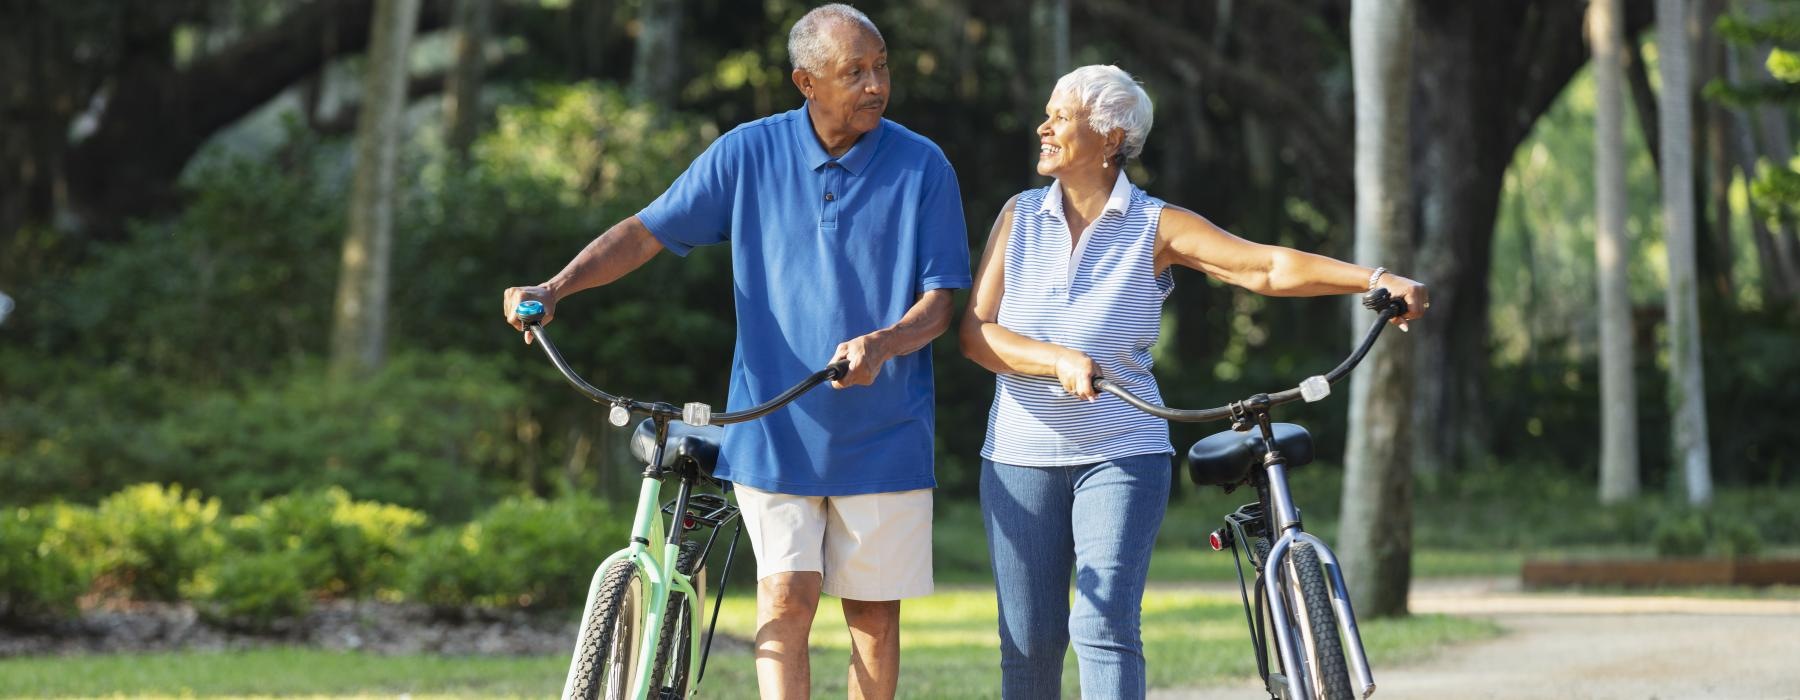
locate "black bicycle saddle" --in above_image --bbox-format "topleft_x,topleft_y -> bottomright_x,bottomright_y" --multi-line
1186,423 -> 1314,487
630,418 -> 723,478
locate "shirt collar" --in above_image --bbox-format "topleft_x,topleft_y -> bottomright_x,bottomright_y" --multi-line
1039,169 -> 1134,219
793,101 -> 886,175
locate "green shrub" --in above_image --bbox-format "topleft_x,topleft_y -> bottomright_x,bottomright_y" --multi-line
405,493 -> 627,609
0,504 -> 98,620
1715,518 -> 1765,559
1651,512 -> 1710,558
1650,511 -> 1765,559
196,549 -> 315,630
221,487 -> 427,598
151,353 -> 521,520
94,484 -> 222,601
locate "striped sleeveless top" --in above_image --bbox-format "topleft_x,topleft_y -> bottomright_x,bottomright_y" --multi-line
981,173 -> 1176,466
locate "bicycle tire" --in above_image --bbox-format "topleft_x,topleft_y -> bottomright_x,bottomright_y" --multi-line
649,540 -> 706,698
570,559 -> 644,700
1284,541 -> 1353,700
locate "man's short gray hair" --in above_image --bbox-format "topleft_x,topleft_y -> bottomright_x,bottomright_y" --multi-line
1053,65 -> 1154,164
788,4 -> 883,74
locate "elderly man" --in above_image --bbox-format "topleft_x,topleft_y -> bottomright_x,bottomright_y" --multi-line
504,4 -> 968,698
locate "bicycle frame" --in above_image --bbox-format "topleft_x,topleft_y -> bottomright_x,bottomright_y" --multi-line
559,424 -> 703,700
1097,289 -> 1406,700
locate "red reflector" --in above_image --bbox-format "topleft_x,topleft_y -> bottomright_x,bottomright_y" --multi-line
1208,532 -> 1225,551
682,516 -> 696,530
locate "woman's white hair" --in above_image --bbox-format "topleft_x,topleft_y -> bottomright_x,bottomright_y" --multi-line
1053,65 -> 1154,164
788,4 -> 883,74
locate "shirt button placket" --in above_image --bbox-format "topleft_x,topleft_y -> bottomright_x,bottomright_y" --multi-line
822,162 -> 840,228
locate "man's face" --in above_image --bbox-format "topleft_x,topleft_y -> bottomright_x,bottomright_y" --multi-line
795,22 -> 890,138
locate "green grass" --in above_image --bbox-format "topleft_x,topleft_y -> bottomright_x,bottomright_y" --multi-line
0,588 -> 1495,699
0,650 -> 567,698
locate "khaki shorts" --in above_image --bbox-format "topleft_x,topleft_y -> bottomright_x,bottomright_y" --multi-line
733,484 -> 934,601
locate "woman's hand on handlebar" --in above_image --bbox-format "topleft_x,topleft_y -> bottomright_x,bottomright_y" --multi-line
503,285 -> 557,343
1374,273 -> 1429,331
1054,349 -> 1100,401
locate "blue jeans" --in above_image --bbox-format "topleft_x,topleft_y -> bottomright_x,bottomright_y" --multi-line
980,453 -> 1172,700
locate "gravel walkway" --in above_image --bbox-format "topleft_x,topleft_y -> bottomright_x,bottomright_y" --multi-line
1152,578 -> 1800,699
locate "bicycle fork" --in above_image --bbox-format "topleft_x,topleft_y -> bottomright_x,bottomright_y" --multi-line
1257,450 -> 1376,700
1262,532 -> 1376,699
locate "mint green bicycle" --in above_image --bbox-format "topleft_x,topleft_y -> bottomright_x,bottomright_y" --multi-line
515,301 -> 845,700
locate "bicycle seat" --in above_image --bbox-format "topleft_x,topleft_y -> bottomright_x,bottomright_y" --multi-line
1185,423 -> 1314,487
630,419 -> 723,480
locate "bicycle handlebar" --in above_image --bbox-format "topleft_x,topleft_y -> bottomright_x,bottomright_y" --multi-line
1094,289 -> 1409,423
514,301 -> 846,427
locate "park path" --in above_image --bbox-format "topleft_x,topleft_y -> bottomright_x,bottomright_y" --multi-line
1151,577 -> 1800,699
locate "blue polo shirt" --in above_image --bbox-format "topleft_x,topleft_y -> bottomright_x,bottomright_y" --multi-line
637,103 -> 970,496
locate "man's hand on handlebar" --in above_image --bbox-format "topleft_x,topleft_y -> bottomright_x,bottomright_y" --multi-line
1374,274 -> 1429,331
830,332 -> 893,389
503,285 -> 556,343
1054,349 -> 1100,401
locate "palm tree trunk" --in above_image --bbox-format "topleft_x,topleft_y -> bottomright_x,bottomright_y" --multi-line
631,0 -> 682,109
331,0 -> 421,381
1341,0 -> 1417,619
1657,0 -> 1715,505
443,0 -> 492,160
1592,0 -> 1642,503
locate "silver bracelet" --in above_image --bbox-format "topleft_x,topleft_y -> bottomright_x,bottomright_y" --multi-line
1367,266 -> 1387,292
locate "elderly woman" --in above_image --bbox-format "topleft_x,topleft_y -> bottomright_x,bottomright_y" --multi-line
959,65 -> 1428,698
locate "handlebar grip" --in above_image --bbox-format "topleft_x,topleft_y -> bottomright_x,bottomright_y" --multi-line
825,360 -> 851,381
515,300 -> 545,325
1361,288 -> 1407,317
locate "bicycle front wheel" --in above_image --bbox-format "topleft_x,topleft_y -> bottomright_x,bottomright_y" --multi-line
569,559 -> 645,700
1283,541 -> 1353,700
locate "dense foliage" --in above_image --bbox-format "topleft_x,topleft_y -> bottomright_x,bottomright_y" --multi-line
2,4 -> 1797,629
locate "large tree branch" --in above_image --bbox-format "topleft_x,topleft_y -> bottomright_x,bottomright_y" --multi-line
1076,0 -> 1353,201
65,0 -> 453,234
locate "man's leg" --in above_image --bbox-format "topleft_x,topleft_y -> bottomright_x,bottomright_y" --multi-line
821,488 -> 934,700
735,484 -> 831,700
756,572 -> 823,700
841,598 -> 900,700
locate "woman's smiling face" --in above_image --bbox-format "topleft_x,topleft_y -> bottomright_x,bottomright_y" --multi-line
1036,90 -> 1116,178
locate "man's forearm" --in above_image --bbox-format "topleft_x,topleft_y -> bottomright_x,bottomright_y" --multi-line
871,289 -> 955,357
542,216 -> 666,300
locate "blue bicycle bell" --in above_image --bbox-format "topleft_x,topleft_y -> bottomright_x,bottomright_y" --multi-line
516,300 -> 545,324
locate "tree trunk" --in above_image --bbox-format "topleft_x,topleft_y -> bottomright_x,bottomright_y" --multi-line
1032,0 -> 1071,91
1340,0 -> 1416,619
1591,0 -> 1642,504
1408,0 -> 1652,477
1657,0 -> 1715,505
1698,0 -> 1736,304
444,0 -> 492,160
631,0 -> 682,109
1745,0 -> 1800,297
1725,41 -> 1800,302
1627,30 -> 1664,174
331,0 -> 421,381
